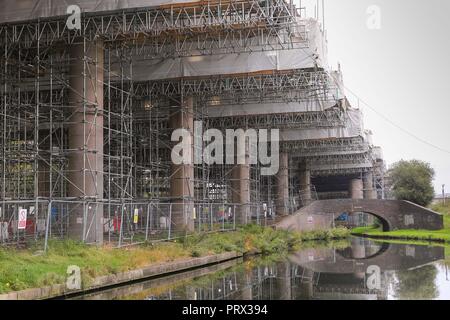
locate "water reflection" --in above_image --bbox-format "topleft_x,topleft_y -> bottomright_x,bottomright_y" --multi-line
75,238 -> 447,300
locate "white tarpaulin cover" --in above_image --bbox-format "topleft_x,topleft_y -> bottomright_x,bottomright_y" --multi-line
280,109 -> 364,141
126,19 -> 328,80
206,100 -> 340,117
281,126 -> 360,142
0,0 -> 192,23
372,146 -> 383,160
310,162 -> 373,171
365,130 -> 374,145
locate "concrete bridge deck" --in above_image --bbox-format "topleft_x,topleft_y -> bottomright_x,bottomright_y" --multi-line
275,199 -> 443,232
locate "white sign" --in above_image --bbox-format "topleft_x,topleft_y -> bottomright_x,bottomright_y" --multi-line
404,215 -> 414,226
307,216 -> 313,224
18,208 -> 28,230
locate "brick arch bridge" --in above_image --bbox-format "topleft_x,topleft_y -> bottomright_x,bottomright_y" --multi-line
275,199 -> 443,232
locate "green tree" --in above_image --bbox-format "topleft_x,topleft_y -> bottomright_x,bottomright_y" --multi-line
394,265 -> 438,300
388,160 -> 435,206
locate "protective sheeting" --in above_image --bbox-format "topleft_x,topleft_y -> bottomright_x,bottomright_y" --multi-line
365,130 -> 374,146
310,162 -> 373,171
280,108 -> 364,141
131,49 -> 315,80
330,69 -> 345,99
206,100 -> 338,117
122,19 -> 329,80
280,126 -> 361,142
372,146 -> 384,160
302,18 -> 328,70
347,109 -> 364,133
0,0 -> 192,23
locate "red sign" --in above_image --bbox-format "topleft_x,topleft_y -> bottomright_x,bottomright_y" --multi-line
18,209 -> 28,230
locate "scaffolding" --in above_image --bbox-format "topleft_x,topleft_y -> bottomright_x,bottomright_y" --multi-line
0,0 -> 385,248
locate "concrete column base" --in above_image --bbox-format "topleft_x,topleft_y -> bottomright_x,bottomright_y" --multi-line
169,97 -> 195,232
299,164 -> 312,206
67,40 -> 104,244
349,179 -> 364,200
231,163 -> 251,225
276,153 -> 290,216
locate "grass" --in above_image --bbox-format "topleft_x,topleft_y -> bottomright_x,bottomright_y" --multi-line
0,240 -> 190,293
0,226 -> 350,294
351,202 -> 450,243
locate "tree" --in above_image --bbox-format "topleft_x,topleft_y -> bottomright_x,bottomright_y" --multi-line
387,160 -> 435,207
394,265 -> 438,300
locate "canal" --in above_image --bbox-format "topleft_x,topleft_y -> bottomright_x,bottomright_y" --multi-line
73,238 -> 450,300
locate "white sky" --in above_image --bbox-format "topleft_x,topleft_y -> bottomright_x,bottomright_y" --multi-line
299,0 -> 450,194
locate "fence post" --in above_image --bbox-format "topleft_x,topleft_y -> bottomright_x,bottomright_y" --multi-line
82,202 -> 88,243
145,203 -> 151,241
257,205 -> 260,226
168,203 -> 172,240
210,203 -> 213,232
198,204 -> 201,233
233,205 -> 236,230
118,203 -> 125,247
34,199 -> 39,241
44,200 -> 52,252
222,204 -> 225,231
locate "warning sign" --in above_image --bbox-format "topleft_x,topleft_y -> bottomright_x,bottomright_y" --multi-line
18,208 -> 28,230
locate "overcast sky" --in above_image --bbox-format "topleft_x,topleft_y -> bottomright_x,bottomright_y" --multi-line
300,0 -> 450,194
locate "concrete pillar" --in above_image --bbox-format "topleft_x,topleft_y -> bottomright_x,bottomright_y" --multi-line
67,40 -> 104,244
363,172 -> 377,200
278,262 -> 292,300
351,237 -> 366,259
298,268 -> 314,300
240,270 -> 253,300
169,96 -> 195,232
276,153 -> 289,216
299,163 -> 312,206
349,179 -> 364,200
231,161 -> 251,225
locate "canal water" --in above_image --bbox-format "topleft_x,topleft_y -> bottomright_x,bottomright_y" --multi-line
74,238 -> 450,300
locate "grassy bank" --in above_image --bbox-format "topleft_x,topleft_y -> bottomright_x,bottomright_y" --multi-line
352,202 -> 450,243
0,225 -> 350,294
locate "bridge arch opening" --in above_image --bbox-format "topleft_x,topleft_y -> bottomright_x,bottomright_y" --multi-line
335,211 -> 390,231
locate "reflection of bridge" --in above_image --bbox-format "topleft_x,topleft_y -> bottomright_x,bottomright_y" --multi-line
275,199 -> 443,232
288,239 -> 444,274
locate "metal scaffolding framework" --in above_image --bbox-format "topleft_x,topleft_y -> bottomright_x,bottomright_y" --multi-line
0,0 -> 385,248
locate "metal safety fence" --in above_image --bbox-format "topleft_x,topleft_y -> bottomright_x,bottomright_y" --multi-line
0,200 -> 277,250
